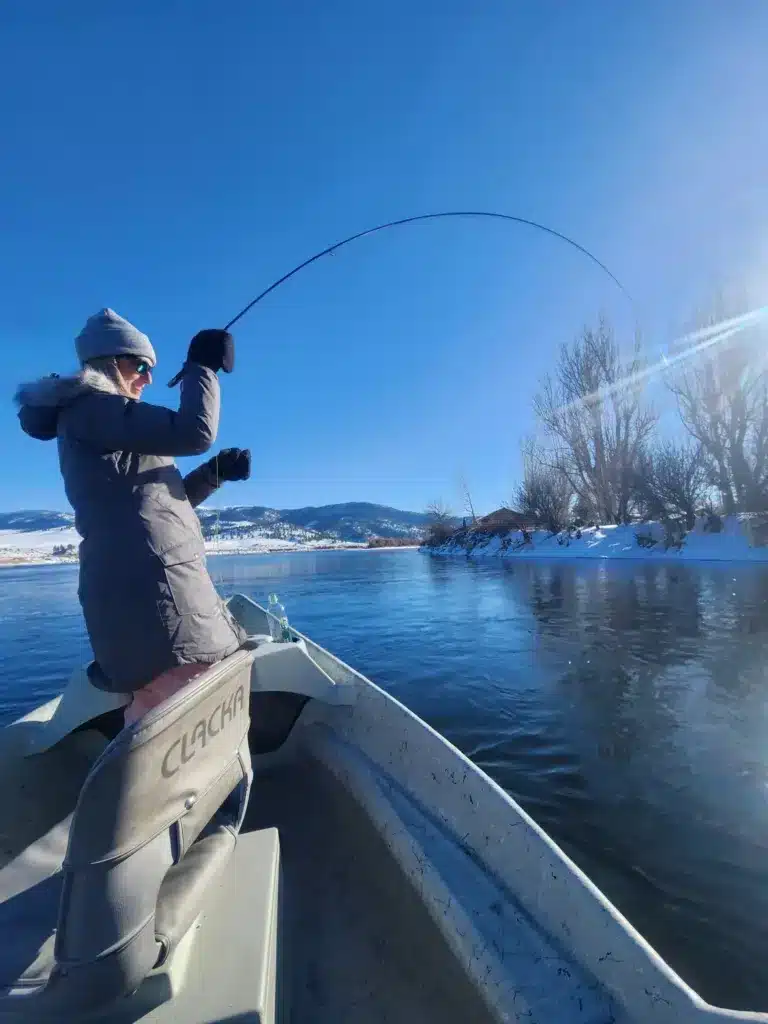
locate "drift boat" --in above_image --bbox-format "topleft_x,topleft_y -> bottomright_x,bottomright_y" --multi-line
0,594 -> 762,1023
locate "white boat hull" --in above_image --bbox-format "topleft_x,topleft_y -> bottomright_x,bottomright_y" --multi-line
0,594 -> 763,1022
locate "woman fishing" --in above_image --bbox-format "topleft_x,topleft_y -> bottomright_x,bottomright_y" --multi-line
14,308 -> 250,724
10,214 -> 626,727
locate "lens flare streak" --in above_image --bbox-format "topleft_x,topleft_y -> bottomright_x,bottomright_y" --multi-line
557,306 -> 768,414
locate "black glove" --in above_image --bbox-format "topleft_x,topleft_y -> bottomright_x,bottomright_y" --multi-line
187,329 -> 235,374
207,448 -> 251,483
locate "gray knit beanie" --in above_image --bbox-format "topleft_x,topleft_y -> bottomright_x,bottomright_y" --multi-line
75,308 -> 157,367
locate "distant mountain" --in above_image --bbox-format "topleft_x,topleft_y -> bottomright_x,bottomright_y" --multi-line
197,502 -> 429,543
0,502 -> 431,555
0,510 -> 74,532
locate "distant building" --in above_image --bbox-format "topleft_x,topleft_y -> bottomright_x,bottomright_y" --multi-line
475,509 -> 543,532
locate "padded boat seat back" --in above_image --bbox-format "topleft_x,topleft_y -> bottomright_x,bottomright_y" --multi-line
0,648 -> 254,1019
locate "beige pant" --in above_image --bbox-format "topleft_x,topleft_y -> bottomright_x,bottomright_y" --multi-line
123,663 -> 208,727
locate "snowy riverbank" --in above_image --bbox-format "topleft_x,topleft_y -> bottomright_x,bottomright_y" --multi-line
425,514 -> 768,563
0,526 -> 80,567
0,526 -> 366,568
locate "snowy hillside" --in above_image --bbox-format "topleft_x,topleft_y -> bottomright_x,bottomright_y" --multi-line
0,502 -> 428,565
0,511 -> 80,563
195,502 -> 428,543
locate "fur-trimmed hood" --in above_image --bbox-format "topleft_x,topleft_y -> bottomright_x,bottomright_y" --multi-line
14,368 -> 121,441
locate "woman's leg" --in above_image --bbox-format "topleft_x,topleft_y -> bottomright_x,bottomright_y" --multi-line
123,663 -> 208,726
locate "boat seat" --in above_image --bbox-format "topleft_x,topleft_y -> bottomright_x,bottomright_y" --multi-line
108,827 -> 281,1024
0,647 -> 255,1021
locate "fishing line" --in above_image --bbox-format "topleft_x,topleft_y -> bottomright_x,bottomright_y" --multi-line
169,210 -> 632,387
213,453 -> 221,585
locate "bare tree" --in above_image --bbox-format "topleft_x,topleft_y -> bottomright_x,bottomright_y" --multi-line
424,499 -> 456,547
425,499 -> 453,522
515,442 -> 573,532
633,440 -> 708,529
667,310 -> 768,513
457,474 -> 478,524
533,318 -> 657,523
572,496 -> 596,526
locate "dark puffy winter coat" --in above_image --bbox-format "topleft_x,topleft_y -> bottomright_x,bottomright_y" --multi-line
15,364 -> 245,691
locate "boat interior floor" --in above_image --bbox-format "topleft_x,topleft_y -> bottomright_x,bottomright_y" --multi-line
244,758 -> 495,1024
1,728 -> 497,1024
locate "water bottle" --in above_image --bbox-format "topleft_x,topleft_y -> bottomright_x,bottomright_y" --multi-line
267,593 -> 291,642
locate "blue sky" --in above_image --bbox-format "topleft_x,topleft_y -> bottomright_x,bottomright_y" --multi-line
3,1 -> 768,514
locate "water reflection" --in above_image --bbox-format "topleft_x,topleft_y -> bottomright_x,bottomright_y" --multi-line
427,557 -> 768,1009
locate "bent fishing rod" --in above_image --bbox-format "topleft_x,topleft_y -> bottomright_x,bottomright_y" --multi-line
169,210 -> 632,387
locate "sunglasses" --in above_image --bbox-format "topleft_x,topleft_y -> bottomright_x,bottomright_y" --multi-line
118,355 -> 153,376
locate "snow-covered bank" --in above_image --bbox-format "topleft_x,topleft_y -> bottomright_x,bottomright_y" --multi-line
0,526 -> 80,552
0,529 -> 365,568
0,526 -> 80,567
425,515 -> 768,563
204,537 -> 364,555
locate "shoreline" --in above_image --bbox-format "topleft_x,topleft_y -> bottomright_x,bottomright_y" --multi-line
424,516 -> 768,565
0,557 -> 78,569
0,543 -> 422,569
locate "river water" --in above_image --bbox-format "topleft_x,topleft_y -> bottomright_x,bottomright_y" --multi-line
1,548 -> 768,1010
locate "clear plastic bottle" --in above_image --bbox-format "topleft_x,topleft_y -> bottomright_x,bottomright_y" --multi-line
267,593 -> 291,642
